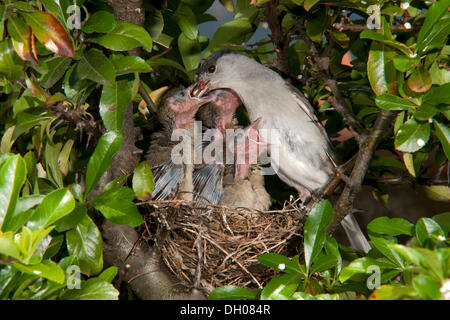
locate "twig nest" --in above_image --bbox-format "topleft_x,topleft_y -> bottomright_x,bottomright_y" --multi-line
140,199 -> 304,294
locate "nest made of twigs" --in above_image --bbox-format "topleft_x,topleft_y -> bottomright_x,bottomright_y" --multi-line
138,198 -> 305,294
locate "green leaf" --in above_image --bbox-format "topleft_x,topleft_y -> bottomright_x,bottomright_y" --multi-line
370,284 -> 416,300
311,253 -> 338,274
76,49 -> 116,87
392,55 -> 419,72
413,275 -> 442,300
407,67 -> 432,93
434,120 -> 450,160
361,29 -> 413,57
98,266 -> 118,283
88,21 -> 152,52
416,0 -> 450,52
66,216 -> 103,276
367,217 -> 414,236
85,131 -> 123,197
395,118 -> 430,153
81,11 -> 116,34
325,237 -> 342,276
0,40 -> 23,82
132,161 -> 154,200
303,200 -> 333,271
27,188 -> 75,231
2,195 -> 44,232
111,55 -> 151,76
173,4 -> 198,40
209,285 -> 259,300
369,235 -> 405,268
424,83 -> 450,105
390,245 -> 443,280
258,253 -> 304,274
178,33 -> 201,75
432,212 -> 450,235
0,154 -> 27,231
61,278 -> 119,300
54,203 -> 87,232
0,236 -> 21,260
38,56 -> 72,89
12,260 -> 65,284
206,19 -> 253,56
339,257 -> 397,283
304,0 -> 320,11
260,273 -> 302,300
367,40 -> 396,96
90,187 -> 143,227
148,57 -> 187,75
99,79 -> 133,132
375,94 -> 416,111
7,14 -> 38,64
415,217 -> 446,245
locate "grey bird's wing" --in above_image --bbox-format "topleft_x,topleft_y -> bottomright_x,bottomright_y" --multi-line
151,161 -> 184,200
193,163 -> 224,204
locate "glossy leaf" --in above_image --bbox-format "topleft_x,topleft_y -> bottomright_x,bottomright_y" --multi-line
339,257 -> 396,282
413,275 -> 442,300
367,217 -> 414,236
415,218 -> 446,245
395,118 -> 430,153
81,11 -> 116,34
408,67 -> 432,93
0,155 -> 27,232
99,79 -> 134,132
89,21 -> 152,52
375,94 -> 416,111
303,200 -> 333,271
258,253 -> 304,274
260,273 -> 302,300
209,285 -> 259,300
132,161 -> 154,201
22,11 -> 74,57
416,0 -> 450,53
206,19 -> 253,56
178,33 -> 201,75
0,40 -> 24,82
66,215 -> 103,276
39,56 -> 72,89
111,55 -> 151,76
27,188 -> 75,230
173,4 -> 198,40
85,131 -> 123,196
393,55 -> 419,72
90,187 -> 143,227
7,15 -> 37,64
61,278 -> 119,300
76,49 -> 116,87
424,83 -> 450,105
434,120 -> 450,160
12,260 -> 65,284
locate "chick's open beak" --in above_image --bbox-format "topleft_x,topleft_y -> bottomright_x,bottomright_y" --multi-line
191,80 -> 210,98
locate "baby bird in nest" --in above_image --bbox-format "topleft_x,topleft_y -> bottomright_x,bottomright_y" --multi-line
146,86 -> 213,201
194,89 -> 271,211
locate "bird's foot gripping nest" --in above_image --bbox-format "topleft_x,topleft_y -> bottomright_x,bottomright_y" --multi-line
138,199 -> 305,295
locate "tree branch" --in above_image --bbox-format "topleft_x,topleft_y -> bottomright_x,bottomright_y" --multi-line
327,110 -> 399,233
333,22 -> 419,33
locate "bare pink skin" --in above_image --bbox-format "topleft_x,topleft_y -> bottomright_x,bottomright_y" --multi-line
228,119 -> 265,180
208,89 -> 241,137
168,87 -> 214,129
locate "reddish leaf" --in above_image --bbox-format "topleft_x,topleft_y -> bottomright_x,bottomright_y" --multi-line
22,11 -> 74,58
407,67 -> 432,93
7,15 -> 38,64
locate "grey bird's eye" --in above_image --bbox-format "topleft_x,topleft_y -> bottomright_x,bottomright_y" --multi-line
208,65 -> 216,73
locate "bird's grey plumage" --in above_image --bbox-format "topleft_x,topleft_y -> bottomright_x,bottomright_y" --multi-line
195,50 -> 369,252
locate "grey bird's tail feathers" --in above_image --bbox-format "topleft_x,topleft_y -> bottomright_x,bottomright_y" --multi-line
193,163 -> 224,205
340,214 -> 371,253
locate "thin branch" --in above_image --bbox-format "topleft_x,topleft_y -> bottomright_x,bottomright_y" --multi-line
139,83 -> 157,114
333,22 -> 420,33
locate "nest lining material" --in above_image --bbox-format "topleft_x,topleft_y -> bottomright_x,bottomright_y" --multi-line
139,198 -> 305,294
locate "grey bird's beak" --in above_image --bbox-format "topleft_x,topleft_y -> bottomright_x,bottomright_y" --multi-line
191,80 -> 210,98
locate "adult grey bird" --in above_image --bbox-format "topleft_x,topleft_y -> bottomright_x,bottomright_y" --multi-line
146,86 -> 213,201
192,49 -> 370,252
